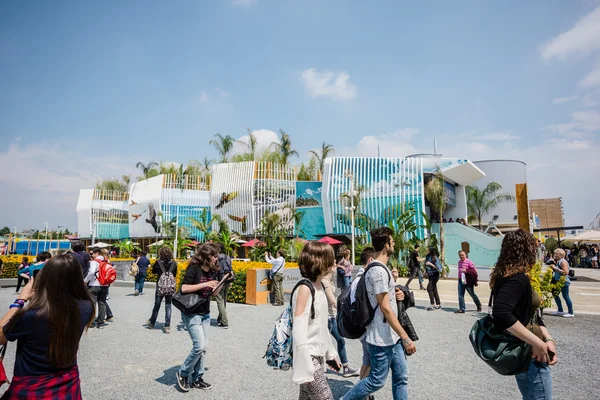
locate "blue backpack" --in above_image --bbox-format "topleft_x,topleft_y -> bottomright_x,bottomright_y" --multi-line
263,279 -> 317,370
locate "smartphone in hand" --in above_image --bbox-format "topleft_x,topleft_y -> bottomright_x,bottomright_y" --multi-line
326,359 -> 341,372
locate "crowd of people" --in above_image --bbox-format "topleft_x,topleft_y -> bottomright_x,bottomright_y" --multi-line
0,227 -> 571,399
282,227 -> 560,400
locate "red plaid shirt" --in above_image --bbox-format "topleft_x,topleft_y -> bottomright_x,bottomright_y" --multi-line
1,365 -> 81,400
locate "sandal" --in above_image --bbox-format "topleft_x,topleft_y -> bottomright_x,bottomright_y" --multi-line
434,305 -> 441,310
454,309 -> 465,314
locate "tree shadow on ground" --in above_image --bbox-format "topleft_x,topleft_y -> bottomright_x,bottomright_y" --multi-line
155,365 -> 180,388
327,377 -> 354,398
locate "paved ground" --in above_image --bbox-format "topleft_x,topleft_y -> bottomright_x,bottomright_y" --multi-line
0,285 -> 598,400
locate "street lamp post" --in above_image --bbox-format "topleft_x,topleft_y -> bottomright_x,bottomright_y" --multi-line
57,225 -> 63,251
173,203 -> 180,260
12,227 -> 17,253
91,221 -> 97,246
344,170 -> 356,265
43,222 -> 48,251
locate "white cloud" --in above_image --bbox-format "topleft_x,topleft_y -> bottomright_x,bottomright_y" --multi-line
0,141 -> 136,229
476,132 -> 521,141
553,96 -> 578,104
216,88 -> 230,99
580,60 -> 600,87
545,138 -> 590,150
231,129 -> 279,156
301,68 -> 357,101
338,129 -> 418,157
342,126 -> 600,225
199,91 -> 210,103
546,109 -> 600,134
304,188 -> 314,196
232,0 -> 257,6
541,6 -> 600,60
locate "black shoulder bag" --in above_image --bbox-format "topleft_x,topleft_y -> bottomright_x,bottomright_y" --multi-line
469,292 -> 532,376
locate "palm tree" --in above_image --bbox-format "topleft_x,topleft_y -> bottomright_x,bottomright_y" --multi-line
285,205 -> 305,238
308,142 -> 334,175
466,182 -> 516,230
201,156 -> 214,172
424,170 -> 447,263
270,129 -> 298,165
114,239 -> 141,258
183,161 -> 203,176
136,161 -> 159,179
158,162 -> 179,175
237,129 -> 258,161
189,209 -> 214,242
210,133 -> 235,163
95,178 -> 128,192
121,174 -> 131,186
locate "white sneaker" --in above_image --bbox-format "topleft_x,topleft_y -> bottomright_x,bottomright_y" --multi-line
563,313 -> 575,318
552,311 -> 565,316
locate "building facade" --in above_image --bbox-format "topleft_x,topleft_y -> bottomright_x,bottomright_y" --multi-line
530,197 -> 565,237
76,156 -> 513,265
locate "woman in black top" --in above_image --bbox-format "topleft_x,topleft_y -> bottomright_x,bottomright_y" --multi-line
176,243 -> 222,393
490,230 -> 557,400
0,254 -> 95,399
424,248 -> 442,311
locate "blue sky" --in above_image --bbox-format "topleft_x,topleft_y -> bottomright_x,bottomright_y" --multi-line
1,1 -> 599,230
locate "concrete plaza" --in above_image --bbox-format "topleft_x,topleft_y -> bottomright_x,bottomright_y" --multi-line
0,284 -> 598,399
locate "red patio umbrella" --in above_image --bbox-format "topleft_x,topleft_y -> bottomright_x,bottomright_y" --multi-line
318,236 -> 342,245
242,238 -> 265,247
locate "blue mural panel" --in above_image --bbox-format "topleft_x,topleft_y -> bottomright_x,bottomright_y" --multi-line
444,181 -> 456,207
163,204 -> 211,241
323,157 -> 426,239
296,182 -> 325,239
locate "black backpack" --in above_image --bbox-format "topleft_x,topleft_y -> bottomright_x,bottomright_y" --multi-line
337,261 -> 391,339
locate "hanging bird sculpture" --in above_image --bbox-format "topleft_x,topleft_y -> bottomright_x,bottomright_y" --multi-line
215,192 -> 238,209
228,214 -> 247,232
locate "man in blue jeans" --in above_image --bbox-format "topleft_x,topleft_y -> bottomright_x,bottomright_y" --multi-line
342,227 -> 416,400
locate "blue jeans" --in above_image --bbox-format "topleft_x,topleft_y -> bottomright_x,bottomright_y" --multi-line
458,281 -> 482,311
149,292 -> 172,327
342,342 -> 408,400
328,317 -> 348,365
344,275 -> 352,288
179,313 -> 210,382
135,274 -> 146,293
515,361 -> 552,400
554,282 -> 573,314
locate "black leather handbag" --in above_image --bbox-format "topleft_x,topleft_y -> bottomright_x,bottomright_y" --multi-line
469,294 -> 532,376
172,291 -> 209,315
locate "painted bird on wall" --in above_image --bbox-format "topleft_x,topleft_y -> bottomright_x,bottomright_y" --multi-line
131,210 -> 146,223
228,214 -> 247,232
146,203 -> 160,233
215,192 -> 238,209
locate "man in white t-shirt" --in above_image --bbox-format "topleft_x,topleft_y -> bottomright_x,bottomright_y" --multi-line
342,227 -> 416,400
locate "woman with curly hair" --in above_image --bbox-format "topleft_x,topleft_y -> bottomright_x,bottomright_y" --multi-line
490,229 -> 557,400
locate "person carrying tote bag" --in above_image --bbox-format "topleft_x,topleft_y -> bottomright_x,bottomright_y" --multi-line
470,230 -> 557,400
